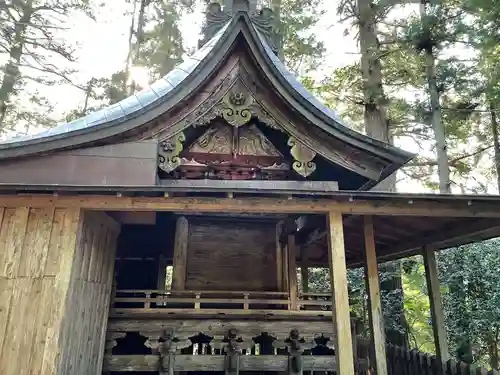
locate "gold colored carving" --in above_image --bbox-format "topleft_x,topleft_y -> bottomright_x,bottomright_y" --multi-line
193,80 -> 281,131
188,123 -> 283,159
288,137 -> 317,177
158,132 -> 186,173
238,124 -> 282,156
189,125 -> 232,154
217,89 -> 254,127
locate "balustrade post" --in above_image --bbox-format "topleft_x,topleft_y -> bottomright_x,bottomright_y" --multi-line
243,293 -> 249,310
195,293 -> 201,310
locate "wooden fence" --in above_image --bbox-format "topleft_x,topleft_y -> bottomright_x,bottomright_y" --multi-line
387,344 -> 499,375
111,289 -> 335,315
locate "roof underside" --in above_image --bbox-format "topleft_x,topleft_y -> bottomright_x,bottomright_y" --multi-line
0,13 -> 413,189
0,185 -> 499,266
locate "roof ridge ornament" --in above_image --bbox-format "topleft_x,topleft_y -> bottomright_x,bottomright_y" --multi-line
199,1 -> 279,55
224,0 -> 257,13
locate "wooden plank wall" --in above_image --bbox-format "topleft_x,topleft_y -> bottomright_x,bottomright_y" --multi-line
0,140 -> 158,186
57,211 -> 120,375
0,207 -> 120,375
186,219 -> 277,291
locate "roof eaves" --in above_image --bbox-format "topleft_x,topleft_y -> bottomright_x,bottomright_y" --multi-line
0,22 -> 232,148
245,18 -> 414,165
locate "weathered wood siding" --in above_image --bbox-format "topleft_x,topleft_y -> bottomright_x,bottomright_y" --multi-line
57,211 -> 120,375
0,207 -> 120,375
186,219 -> 277,291
0,140 -> 158,186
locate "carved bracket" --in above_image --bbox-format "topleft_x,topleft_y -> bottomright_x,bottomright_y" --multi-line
105,332 -> 126,354
287,329 -> 304,375
158,132 -> 186,173
288,138 -> 317,177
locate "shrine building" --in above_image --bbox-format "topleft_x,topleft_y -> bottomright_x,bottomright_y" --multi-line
0,1 -> 499,374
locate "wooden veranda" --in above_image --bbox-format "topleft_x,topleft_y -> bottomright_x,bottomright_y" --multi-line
1,184 -> 500,375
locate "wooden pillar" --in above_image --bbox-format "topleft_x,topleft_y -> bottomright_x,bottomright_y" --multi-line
172,216 -> 188,290
326,211 -> 355,375
363,216 -> 388,375
300,247 -> 309,294
301,266 -> 309,294
157,255 -> 167,290
276,221 -> 283,291
423,246 -> 450,361
287,234 -> 298,310
282,245 -> 289,295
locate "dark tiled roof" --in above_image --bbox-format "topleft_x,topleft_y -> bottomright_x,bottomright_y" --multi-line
1,23 -> 230,144
1,17 -> 351,145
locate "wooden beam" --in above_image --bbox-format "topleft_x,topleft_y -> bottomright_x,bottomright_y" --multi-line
2,195 -> 500,218
423,246 -> 450,362
288,234 -> 298,310
326,212 -> 355,375
172,216 -> 188,290
158,180 -> 339,194
363,216 -> 388,375
108,319 -> 337,336
103,355 -> 346,372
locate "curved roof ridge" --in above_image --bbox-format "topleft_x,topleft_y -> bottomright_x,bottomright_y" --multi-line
255,31 -> 350,128
1,22 -> 232,145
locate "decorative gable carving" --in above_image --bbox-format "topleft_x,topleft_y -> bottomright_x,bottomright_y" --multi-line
156,77 -> 321,179
188,123 -> 282,158
159,122 -> 289,180
207,80 -> 280,130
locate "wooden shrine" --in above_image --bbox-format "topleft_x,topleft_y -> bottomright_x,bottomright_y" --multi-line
0,1 -> 499,375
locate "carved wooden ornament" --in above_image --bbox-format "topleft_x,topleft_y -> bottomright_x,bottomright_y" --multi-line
288,138 -> 316,177
159,132 -> 186,173
218,90 -> 254,127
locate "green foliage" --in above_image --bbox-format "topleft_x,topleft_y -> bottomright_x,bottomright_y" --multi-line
401,257 -> 435,353
0,0 -> 96,134
132,0 -> 184,79
271,0 -> 325,76
439,239 -> 500,369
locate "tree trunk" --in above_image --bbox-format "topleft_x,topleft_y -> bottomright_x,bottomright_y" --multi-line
487,333 -> 499,370
0,1 -> 33,130
357,0 -> 407,348
123,0 -> 139,95
271,0 -> 284,60
357,0 -> 395,191
420,2 -> 451,193
489,104 -> 500,192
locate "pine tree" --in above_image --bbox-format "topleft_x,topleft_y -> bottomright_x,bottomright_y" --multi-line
0,0 -> 95,135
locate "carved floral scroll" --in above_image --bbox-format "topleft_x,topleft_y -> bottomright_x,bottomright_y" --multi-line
287,138 -> 317,177
158,132 -> 186,173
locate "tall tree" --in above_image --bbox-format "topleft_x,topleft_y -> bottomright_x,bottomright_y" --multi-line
271,0 -> 326,75
0,0 -> 94,134
133,0 -> 184,79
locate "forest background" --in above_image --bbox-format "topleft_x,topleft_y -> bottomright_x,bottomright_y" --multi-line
1,0 -> 500,370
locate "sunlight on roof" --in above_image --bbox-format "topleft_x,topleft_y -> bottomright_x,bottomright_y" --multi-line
129,66 -> 152,89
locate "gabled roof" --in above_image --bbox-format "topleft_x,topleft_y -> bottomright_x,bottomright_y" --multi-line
0,12 -> 414,188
